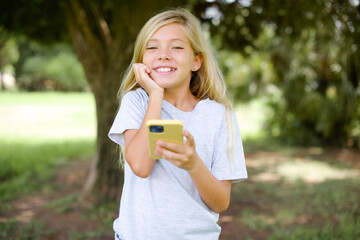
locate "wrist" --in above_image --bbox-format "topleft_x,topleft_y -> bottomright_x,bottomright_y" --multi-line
149,89 -> 164,99
187,154 -> 202,175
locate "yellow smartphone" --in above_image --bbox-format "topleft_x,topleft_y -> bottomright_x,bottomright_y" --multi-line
146,119 -> 183,159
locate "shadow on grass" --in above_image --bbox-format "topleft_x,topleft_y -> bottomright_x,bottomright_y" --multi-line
0,139 -> 95,207
226,146 -> 360,240
2,136 -> 360,240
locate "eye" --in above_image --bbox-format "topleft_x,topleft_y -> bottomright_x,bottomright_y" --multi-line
146,46 -> 157,50
173,46 -> 184,50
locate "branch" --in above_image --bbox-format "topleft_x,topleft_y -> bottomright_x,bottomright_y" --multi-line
89,2 -> 112,49
63,0 -> 105,86
66,0 -> 98,47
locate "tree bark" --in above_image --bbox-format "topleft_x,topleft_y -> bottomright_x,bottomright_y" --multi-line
63,0 -> 186,204
63,0 -> 129,203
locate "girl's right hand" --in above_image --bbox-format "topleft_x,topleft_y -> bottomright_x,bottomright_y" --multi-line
133,63 -> 163,96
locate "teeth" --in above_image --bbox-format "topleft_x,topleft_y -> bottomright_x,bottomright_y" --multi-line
157,68 -> 175,72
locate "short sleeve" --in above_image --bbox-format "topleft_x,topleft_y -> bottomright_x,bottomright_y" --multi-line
108,89 -> 148,146
211,112 -> 247,183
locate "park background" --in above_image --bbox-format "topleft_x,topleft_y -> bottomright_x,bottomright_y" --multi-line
0,0 -> 359,239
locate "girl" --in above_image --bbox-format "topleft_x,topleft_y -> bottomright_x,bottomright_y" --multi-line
109,8 -> 247,240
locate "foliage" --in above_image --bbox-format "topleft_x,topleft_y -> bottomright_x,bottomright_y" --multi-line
0,28 -> 19,74
17,43 -> 88,91
0,30 -> 88,92
266,27 -> 359,145
0,0 -> 67,44
194,0 -> 360,146
218,48 -> 275,103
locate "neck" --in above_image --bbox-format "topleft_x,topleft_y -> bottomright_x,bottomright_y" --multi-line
164,88 -> 199,112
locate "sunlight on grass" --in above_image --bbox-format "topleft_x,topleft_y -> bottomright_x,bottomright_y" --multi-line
277,159 -> 360,183
234,144 -> 360,240
0,92 -> 96,207
0,105 -> 95,139
0,92 -> 96,140
235,177 -> 360,239
2,92 -> 359,240
248,152 -> 359,184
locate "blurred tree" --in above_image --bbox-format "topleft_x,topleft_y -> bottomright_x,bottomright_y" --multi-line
0,0 -> 187,203
193,0 -> 360,146
18,43 -> 88,91
0,28 -> 19,90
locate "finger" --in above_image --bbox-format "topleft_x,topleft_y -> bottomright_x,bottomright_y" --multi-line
133,64 -> 153,86
183,130 -> 195,146
132,63 -> 143,72
144,65 -> 152,74
155,146 -> 185,162
132,64 -> 143,79
133,63 -> 150,76
138,64 -> 151,75
156,140 -> 183,153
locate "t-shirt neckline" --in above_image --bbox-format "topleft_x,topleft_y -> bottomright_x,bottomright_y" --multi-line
162,98 -> 209,114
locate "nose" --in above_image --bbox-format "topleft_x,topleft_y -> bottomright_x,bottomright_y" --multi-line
158,55 -> 170,61
158,49 -> 171,61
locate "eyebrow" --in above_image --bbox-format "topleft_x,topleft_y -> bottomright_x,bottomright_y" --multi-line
147,38 -> 186,43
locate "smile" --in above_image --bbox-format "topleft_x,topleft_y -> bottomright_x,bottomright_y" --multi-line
154,67 -> 176,73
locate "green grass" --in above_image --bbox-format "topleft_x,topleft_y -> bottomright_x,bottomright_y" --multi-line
0,91 -> 96,239
68,230 -> 106,240
0,91 -> 96,140
1,92 -> 359,240
232,146 -> 360,240
0,219 -> 53,240
0,139 -> 94,205
0,91 -> 94,105
0,91 -> 96,208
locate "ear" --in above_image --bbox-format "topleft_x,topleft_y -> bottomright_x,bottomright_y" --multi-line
192,54 -> 203,72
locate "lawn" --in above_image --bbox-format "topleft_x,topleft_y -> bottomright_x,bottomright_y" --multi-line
0,92 -> 359,240
0,92 -> 96,208
226,149 -> 360,240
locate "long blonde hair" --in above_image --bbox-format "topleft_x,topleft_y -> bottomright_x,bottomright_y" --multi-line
119,8 -> 235,167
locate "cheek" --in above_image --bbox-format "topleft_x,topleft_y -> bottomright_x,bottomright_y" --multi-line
142,53 -> 152,65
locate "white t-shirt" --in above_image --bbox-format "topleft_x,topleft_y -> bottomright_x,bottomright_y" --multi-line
109,88 -> 247,240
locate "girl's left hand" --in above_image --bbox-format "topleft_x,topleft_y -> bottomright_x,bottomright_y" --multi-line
154,130 -> 199,171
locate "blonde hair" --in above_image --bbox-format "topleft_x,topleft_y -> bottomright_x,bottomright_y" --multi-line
119,8 -> 235,167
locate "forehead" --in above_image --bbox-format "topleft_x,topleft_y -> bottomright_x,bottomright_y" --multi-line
148,23 -> 189,43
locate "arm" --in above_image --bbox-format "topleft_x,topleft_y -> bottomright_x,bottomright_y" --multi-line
154,130 -> 231,213
188,157 -> 231,213
124,64 -> 163,178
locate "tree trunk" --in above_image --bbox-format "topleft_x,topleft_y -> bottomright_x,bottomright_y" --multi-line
63,0 -> 131,204
80,67 -> 127,203
63,0 -> 186,204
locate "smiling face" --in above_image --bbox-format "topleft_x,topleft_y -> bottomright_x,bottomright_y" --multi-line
142,23 -> 202,92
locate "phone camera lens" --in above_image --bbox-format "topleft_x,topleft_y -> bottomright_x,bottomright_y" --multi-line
150,125 -> 164,133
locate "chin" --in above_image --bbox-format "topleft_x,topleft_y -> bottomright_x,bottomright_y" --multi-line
154,79 -> 172,89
